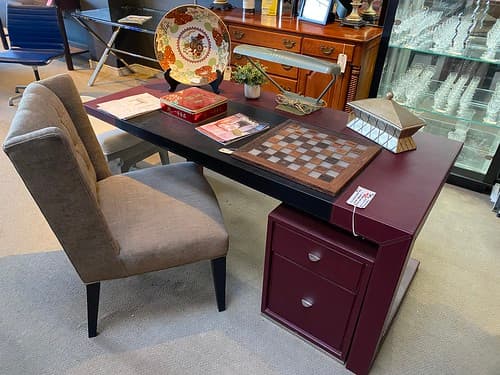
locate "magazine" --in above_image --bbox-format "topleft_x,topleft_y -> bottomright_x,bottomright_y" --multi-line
196,113 -> 270,145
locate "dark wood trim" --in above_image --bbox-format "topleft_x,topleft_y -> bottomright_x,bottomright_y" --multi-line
86,282 -> 100,338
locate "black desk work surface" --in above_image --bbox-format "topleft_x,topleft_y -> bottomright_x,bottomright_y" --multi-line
85,80 -> 350,221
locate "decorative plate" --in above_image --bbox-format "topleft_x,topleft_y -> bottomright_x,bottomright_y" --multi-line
154,5 -> 230,86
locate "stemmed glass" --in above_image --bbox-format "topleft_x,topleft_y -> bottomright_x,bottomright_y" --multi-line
483,83 -> 500,124
481,19 -> 500,61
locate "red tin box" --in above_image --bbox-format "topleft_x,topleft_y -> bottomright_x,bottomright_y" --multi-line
160,87 -> 228,124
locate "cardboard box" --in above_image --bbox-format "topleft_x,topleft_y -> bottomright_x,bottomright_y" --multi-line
160,87 -> 228,124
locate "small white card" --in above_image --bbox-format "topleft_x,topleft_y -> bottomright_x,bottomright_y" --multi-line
337,53 -> 347,73
346,186 -> 376,209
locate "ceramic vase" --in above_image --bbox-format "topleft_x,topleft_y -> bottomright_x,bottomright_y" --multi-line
244,84 -> 261,99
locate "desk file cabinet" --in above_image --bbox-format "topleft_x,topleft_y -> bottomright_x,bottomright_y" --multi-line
262,204 -> 376,361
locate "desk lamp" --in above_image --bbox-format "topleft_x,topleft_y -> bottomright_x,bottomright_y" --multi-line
233,44 -> 341,115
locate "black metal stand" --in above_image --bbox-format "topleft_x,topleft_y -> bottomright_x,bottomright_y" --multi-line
210,1 -> 234,11
163,69 -> 224,94
340,18 -> 367,29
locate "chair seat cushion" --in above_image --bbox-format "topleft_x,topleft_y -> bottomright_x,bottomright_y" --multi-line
97,128 -> 144,155
97,162 -> 228,276
0,48 -> 64,65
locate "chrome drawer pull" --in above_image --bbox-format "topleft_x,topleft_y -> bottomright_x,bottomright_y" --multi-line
320,45 -> 335,56
233,30 -> 245,40
301,298 -> 314,308
282,39 -> 296,49
308,252 -> 321,262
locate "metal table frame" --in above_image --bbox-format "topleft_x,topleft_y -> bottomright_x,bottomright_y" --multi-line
71,7 -> 165,86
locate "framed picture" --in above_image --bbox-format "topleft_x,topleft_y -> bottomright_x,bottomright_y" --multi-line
299,0 -> 333,25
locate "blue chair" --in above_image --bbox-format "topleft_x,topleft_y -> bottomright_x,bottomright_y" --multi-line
0,4 -> 67,105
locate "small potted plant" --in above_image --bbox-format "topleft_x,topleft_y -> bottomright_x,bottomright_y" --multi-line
232,61 -> 268,99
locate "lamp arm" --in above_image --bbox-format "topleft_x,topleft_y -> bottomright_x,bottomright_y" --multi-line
316,73 -> 337,104
245,57 -> 286,95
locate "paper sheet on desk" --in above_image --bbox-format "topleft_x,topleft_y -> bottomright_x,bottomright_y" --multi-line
117,15 -> 152,25
97,93 -> 161,120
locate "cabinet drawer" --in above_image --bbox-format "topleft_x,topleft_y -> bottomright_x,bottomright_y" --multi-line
262,74 -> 297,93
266,253 -> 356,357
231,44 -> 299,79
271,223 -> 365,292
301,38 -> 354,62
228,25 -> 301,52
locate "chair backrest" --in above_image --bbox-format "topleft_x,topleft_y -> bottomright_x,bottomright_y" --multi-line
7,3 -> 65,51
2,74 -> 127,283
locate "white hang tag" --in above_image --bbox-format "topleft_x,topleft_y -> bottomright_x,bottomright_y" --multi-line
223,66 -> 232,81
346,186 -> 376,209
337,53 -> 347,74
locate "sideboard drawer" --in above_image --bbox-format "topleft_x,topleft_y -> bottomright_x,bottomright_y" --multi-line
231,43 -> 299,79
262,74 -> 297,93
266,252 -> 357,358
301,38 -> 355,62
271,223 -> 365,292
228,25 -> 302,52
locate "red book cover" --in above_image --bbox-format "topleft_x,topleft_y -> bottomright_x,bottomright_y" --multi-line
160,87 -> 228,124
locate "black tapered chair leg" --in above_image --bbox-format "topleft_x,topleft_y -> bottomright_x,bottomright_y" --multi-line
210,256 -> 226,312
86,282 -> 100,338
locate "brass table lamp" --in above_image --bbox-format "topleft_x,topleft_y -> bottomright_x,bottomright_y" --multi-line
233,44 -> 341,115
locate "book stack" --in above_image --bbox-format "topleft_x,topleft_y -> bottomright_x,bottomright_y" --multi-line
160,87 -> 228,124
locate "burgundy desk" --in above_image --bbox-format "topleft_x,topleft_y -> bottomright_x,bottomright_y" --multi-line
85,81 -> 462,374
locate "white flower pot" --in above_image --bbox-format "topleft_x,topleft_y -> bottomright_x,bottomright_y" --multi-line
244,84 -> 261,99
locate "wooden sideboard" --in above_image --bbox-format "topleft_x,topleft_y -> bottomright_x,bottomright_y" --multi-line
216,10 -> 382,111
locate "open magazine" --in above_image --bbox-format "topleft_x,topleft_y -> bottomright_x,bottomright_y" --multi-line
195,113 -> 270,144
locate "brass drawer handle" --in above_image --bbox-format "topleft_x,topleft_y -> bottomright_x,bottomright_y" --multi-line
308,252 -> 321,262
301,298 -> 314,308
233,30 -> 245,40
320,45 -> 335,56
281,64 -> 292,71
282,39 -> 296,49
234,53 -> 243,60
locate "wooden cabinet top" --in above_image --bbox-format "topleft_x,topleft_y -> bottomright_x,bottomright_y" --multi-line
215,9 -> 383,43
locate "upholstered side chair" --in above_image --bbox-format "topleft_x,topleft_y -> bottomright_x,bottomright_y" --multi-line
3,74 -> 229,338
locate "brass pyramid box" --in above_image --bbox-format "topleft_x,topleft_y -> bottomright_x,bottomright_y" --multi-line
346,93 -> 426,153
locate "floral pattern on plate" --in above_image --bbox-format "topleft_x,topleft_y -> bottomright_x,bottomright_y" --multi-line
154,5 -> 230,86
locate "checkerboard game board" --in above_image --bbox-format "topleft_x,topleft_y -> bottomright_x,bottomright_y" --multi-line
232,119 -> 381,196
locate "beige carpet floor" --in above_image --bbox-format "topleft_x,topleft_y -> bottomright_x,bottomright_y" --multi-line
0,55 -> 499,375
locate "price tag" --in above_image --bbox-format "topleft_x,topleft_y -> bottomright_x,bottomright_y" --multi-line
337,53 -> 347,74
346,186 -> 376,209
223,66 -> 232,81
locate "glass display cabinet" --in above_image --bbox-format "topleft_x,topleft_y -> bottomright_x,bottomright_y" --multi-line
370,0 -> 500,192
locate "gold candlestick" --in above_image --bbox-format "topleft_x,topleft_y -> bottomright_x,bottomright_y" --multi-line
341,1 -> 366,28
362,0 -> 378,22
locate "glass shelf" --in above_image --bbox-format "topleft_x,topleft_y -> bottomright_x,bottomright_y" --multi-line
387,43 -> 500,66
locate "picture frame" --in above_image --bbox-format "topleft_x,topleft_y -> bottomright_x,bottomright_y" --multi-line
298,0 -> 334,25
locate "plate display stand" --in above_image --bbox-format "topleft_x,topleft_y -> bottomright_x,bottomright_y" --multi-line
164,68 -> 224,94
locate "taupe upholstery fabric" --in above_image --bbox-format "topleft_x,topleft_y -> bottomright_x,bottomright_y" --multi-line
98,172 -> 228,276
97,128 -> 144,155
3,73 -> 228,284
37,74 -> 111,180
